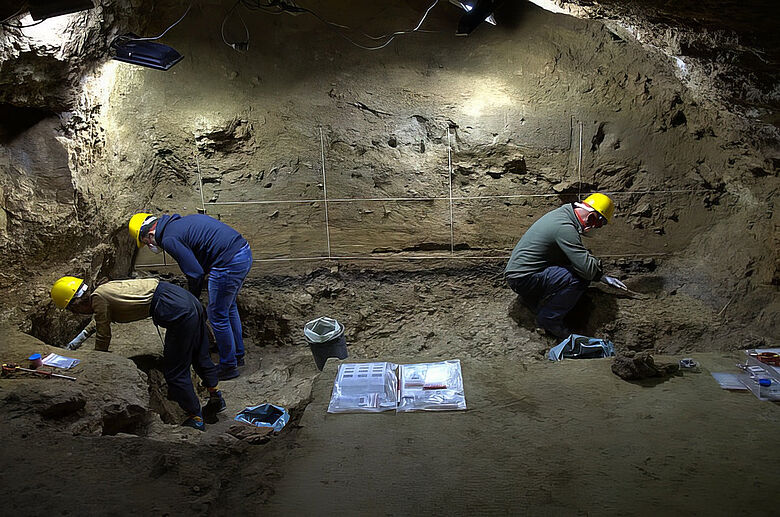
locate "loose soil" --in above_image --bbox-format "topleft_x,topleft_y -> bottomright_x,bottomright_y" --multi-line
1,265 -> 777,515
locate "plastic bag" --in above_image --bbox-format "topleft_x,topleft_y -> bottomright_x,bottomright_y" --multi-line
398,360 -> 467,412
548,334 -> 615,361
42,353 -> 80,369
303,317 -> 348,371
234,404 -> 290,432
327,362 -> 399,413
327,360 -> 468,413
304,317 -> 343,343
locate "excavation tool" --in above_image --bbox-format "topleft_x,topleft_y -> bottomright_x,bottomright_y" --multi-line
600,276 -> 648,299
1,363 -> 77,381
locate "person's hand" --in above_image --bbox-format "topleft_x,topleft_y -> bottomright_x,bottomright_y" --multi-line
66,330 -> 89,350
601,276 -> 628,291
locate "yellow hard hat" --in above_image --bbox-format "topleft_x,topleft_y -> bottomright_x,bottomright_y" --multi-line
51,276 -> 85,309
129,213 -> 153,248
583,193 -> 615,223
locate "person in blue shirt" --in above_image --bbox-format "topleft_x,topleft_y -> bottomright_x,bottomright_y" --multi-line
130,213 -> 253,380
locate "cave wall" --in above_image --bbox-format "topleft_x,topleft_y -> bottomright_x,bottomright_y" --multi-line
0,0 -> 776,339
109,1 -> 743,259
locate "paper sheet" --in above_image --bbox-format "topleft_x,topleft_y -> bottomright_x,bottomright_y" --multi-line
42,353 -> 80,369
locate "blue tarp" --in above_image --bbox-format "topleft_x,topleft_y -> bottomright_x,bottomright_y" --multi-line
548,334 -> 616,361
234,404 -> 290,432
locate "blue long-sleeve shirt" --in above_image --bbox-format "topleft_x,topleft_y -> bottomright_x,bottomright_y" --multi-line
155,214 -> 248,297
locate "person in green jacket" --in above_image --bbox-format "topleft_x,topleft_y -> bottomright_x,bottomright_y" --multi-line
504,193 -> 626,338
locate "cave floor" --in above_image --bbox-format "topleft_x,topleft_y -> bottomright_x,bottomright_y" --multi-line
258,353 -> 780,516
2,265 -> 777,515
1,352 -> 778,516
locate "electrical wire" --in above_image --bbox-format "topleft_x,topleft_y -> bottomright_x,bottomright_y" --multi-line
0,18 -> 48,29
1,4 -> 46,30
225,0 -> 441,52
117,3 -> 192,43
1,18 -> 45,29
239,0 -> 288,15
290,0 -> 441,51
221,0 -> 251,52
1,5 -> 26,24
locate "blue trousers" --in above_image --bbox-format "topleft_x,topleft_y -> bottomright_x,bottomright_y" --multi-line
507,266 -> 588,338
208,243 -> 253,368
151,281 -> 218,416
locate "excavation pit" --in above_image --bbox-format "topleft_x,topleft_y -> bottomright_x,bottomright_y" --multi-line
0,0 -> 777,513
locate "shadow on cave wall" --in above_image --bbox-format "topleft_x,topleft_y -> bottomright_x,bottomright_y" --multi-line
0,104 -> 54,144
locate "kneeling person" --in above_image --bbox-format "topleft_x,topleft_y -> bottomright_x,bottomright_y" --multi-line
51,276 -> 226,431
504,193 -> 625,338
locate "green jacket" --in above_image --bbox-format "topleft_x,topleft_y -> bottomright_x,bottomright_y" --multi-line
504,204 -> 603,281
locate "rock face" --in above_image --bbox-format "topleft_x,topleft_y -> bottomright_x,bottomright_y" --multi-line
0,0 -> 776,347
0,326 -> 154,435
550,0 -> 779,121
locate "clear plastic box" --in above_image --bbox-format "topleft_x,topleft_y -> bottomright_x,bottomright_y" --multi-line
327,362 -> 399,413
326,360 -> 467,413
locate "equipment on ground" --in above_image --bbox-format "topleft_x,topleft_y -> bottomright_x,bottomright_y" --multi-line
1,363 -> 77,381
754,352 -> 780,367
128,212 -> 153,247
583,193 -> 615,223
51,276 -> 86,309
304,317 -> 348,371
28,353 -> 43,368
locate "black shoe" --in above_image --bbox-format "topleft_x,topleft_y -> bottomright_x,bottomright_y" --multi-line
218,365 -> 240,381
203,391 -> 227,415
236,355 -> 245,367
544,325 -> 572,340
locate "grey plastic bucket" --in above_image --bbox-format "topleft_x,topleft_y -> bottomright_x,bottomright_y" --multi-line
304,317 -> 348,371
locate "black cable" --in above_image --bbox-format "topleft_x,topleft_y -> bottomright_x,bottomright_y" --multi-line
221,0 -> 251,52
1,5 -> 26,24
239,0 -> 285,15
296,0 -> 440,50
1,18 -> 45,29
299,0 -> 439,50
239,0 -> 441,51
122,3 -> 192,42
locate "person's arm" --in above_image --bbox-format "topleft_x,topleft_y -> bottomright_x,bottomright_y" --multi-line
164,239 -> 205,297
66,322 -> 95,350
556,227 -> 603,281
91,294 -> 112,352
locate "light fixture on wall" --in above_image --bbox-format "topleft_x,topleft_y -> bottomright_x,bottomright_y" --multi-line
111,34 -> 184,71
28,0 -> 94,21
452,0 -> 502,36
109,4 -> 191,71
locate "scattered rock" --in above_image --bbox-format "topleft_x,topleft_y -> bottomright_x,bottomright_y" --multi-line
228,423 -> 274,445
611,351 -> 679,380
